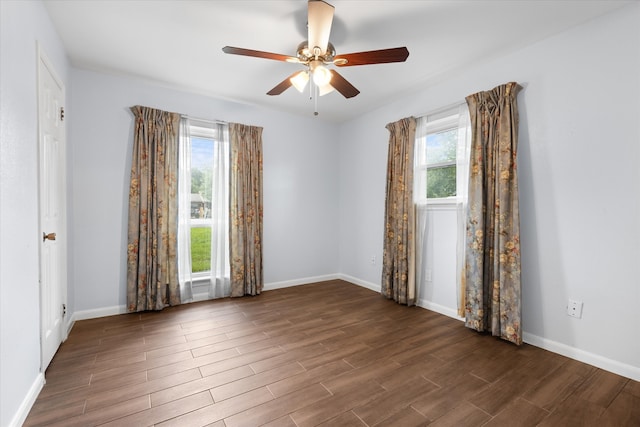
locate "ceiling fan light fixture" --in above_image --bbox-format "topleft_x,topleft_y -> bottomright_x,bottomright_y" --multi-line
318,82 -> 334,96
290,70 -> 309,92
312,63 -> 332,86
222,1 -> 409,108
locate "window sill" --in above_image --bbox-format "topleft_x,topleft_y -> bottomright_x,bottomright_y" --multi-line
190,274 -> 231,285
191,275 -> 211,284
416,198 -> 458,211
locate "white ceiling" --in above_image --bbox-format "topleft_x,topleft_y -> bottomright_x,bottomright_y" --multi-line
44,0 -> 630,122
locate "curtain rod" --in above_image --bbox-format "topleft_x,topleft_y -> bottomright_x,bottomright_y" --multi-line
181,114 -> 227,125
416,100 -> 466,120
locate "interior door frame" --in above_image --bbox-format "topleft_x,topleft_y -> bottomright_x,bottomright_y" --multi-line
36,42 -> 68,371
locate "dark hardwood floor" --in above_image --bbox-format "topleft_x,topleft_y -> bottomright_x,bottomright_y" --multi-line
24,280 -> 639,426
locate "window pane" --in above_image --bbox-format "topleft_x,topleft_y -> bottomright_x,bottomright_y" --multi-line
188,130 -> 220,275
427,165 -> 456,198
191,137 -> 214,219
426,128 -> 458,165
190,226 -> 211,273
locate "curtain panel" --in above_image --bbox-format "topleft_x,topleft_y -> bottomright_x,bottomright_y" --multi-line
127,106 -> 181,312
456,104 -> 472,317
209,123 -> 231,298
381,117 -> 417,306
229,123 -> 264,297
177,118 -> 193,303
414,116 -> 429,306
464,82 -> 522,344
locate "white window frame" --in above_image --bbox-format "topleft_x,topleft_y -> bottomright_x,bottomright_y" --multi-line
415,110 -> 460,206
189,124 -> 217,280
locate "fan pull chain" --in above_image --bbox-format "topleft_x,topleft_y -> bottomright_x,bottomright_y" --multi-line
314,86 -> 319,116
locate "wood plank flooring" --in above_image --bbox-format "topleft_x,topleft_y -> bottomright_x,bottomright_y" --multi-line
24,280 -> 640,426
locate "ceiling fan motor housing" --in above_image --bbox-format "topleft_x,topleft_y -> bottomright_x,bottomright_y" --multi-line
296,41 -> 336,64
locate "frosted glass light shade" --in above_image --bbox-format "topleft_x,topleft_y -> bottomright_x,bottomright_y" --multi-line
318,83 -> 334,96
290,71 -> 309,92
312,65 -> 332,86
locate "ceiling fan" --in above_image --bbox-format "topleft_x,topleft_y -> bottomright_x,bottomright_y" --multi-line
222,0 -> 409,105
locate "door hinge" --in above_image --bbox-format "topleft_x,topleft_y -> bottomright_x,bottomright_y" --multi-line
62,303 -> 66,317
60,107 -> 65,122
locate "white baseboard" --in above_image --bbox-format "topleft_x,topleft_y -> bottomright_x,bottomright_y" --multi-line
337,275 -> 465,325
263,274 -> 340,291
523,332 -> 640,382
65,315 -> 74,339
337,274 -> 380,292
339,274 -> 639,382
72,305 -> 127,322
60,276 -> 639,383
417,298 -> 464,321
8,372 -> 44,427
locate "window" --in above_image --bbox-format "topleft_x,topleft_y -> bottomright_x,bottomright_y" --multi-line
415,107 -> 469,203
186,124 -> 231,276
189,126 -> 215,274
178,119 -> 230,300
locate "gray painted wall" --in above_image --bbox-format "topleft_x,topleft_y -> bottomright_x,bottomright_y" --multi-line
338,2 -> 640,377
2,2 -> 639,425
0,1 -> 70,425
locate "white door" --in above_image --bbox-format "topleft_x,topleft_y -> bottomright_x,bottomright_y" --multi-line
38,46 -> 67,371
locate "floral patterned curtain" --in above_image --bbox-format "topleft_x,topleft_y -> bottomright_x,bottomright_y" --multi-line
381,117 -> 417,306
229,123 -> 263,297
126,106 -> 181,312
464,82 -> 522,344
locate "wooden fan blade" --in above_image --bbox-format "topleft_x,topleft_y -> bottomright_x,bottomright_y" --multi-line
329,70 -> 360,98
334,47 -> 409,67
222,46 -> 300,63
266,72 -> 300,96
308,0 -> 334,55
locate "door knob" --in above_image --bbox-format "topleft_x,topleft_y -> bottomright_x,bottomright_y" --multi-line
43,232 -> 56,242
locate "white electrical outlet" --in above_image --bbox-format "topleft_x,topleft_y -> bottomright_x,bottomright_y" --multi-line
370,255 -> 376,265
567,299 -> 583,318
425,269 -> 433,282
